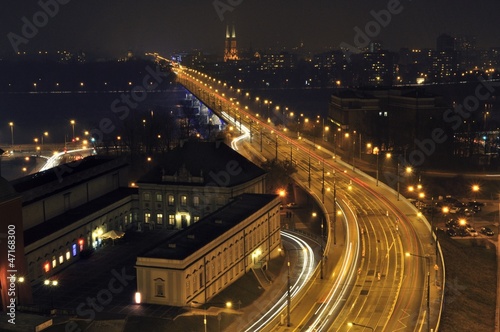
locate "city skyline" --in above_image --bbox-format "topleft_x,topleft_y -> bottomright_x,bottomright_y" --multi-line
1,0 -> 500,58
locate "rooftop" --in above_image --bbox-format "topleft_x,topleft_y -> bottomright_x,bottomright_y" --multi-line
11,156 -> 125,193
138,141 -> 266,187
140,193 -> 279,261
24,187 -> 137,247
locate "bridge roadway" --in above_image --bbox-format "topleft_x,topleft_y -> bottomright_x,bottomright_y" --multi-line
174,66 -> 445,331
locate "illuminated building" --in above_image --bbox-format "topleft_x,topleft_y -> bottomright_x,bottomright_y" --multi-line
135,193 -> 281,306
136,141 -> 266,230
224,25 -> 239,62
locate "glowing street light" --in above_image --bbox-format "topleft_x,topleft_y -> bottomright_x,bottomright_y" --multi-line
9,122 -> 14,148
70,120 -> 76,139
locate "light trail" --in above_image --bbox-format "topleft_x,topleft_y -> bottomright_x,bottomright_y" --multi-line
220,110 -> 251,151
39,148 -> 95,172
305,201 -> 362,331
244,231 -> 316,332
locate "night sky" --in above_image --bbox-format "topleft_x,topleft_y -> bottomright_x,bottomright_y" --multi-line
1,0 -> 499,58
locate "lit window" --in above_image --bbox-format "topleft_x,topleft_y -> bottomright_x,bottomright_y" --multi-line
52,257 -> 57,268
66,251 -> 71,261
145,213 -> 151,223
143,192 -> 151,201
181,195 -> 187,206
168,195 -> 175,206
44,262 -> 50,273
157,213 -> 163,224
78,239 -> 84,252
156,193 -> 162,202
72,244 -> 77,257
193,196 -> 200,207
59,255 -> 64,264
169,215 -> 175,225
194,216 -> 200,222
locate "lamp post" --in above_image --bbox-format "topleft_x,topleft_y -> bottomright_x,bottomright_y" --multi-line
9,122 -> 14,149
70,120 -> 75,140
406,252 -> 430,332
16,276 -> 25,307
287,260 -> 291,327
44,279 -> 59,309
192,300 -> 232,332
387,154 -> 411,201
347,321 -> 374,331
41,131 -> 48,153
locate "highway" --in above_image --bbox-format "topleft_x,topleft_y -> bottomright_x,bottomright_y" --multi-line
174,66 -> 444,332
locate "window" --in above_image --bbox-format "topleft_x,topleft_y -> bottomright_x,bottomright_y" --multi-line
124,215 -> 128,224
169,215 -> 175,225
72,244 -> 77,257
157,213 -> 163,224
193,196 -> 200,207
66,251 -> 71,261
180,195 -> 187,206
155,284 -> 165,297
193,216 -> 200,222
168,195 -> 175,206
143,192 -> 151,201
153,278 -> 166,297
156,193 -> 162,202
52,257 -> 57,268
144,213 -> 151,223
43,262 -> 50,273
59,255 -> 64,264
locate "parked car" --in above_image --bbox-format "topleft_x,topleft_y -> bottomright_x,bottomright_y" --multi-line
448,206 -> 461,214
480,227 -> 494,236
467,228 -> 478,237
456,228 -> 469,237
445,219 -> 458,228
446,228 -> 457,237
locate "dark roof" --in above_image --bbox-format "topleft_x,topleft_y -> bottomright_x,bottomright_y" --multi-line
138,141 -> 266,187
24,187 -> 137,248
140,193 -> 278,260
11,156 -> 124,193
333,89 -> 377,99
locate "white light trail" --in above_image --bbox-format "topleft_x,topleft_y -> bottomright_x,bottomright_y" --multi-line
244,231 -> 316,332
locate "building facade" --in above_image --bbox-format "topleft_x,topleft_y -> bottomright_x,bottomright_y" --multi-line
135,193 -> 281,307
136,141 -> 267,230
11,156 -> 139,284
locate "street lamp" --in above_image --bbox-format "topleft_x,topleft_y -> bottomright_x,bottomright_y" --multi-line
42,131 -> 48,152
16,276 -> 25,307
44,279 -> 59,309
192,301 -> 232,332
405,252 -> 430,332
287,260 -> 291,327
347,321 -> 374,331
70,120 -> 75,139
387,153 -> 411,201
9,122 -> 14,149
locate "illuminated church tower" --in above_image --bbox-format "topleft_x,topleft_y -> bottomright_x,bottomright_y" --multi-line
224,25 -> 239,62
